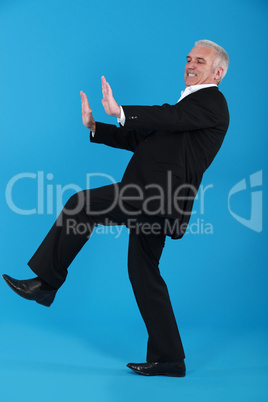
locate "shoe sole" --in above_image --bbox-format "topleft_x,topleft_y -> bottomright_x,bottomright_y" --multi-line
127,364 -> 186,377
131,370 -> 186,377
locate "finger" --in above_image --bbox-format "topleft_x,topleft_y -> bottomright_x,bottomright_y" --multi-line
80,91 -> 86,102
80,91 -> 84,105
80,92 -> 86,111
102,76 -> 111,96
81,92 -> 91,109
106,80 -> 112,96
101,76 -> 108,88
81,93 -> 92,117
101,76 -> 108,97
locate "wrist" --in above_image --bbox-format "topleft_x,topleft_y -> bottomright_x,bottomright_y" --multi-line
115,105 -> 121,119
90,121 -> 96,132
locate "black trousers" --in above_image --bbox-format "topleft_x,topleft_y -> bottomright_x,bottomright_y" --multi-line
28,184 -> 185,362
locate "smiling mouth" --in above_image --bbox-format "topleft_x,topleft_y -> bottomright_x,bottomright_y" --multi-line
187,73 -> 197,77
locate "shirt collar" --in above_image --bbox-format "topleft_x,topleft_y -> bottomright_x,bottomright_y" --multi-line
178,84 -> 217,103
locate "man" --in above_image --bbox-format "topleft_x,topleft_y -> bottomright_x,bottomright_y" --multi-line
2,40 -> 229,377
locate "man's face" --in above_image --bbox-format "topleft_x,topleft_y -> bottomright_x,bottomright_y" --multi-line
184,45 -> 222,87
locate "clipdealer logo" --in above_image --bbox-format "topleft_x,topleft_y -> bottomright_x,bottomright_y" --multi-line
5,170 -> 264,234
228,170 -> 263,233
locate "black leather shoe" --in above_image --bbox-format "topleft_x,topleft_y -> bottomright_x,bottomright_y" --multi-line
2,274 -> 57,307
127,360 -> 186,377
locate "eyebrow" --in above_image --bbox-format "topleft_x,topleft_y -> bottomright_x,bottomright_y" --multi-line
186,56 -> 206,63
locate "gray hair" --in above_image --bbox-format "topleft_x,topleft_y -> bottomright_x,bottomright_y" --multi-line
195,39 -> 229,83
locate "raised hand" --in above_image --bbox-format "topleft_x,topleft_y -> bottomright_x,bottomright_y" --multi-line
80,91 -> 96,131
101,76 -> 121,118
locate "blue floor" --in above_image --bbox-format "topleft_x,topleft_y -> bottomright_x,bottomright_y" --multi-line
1,317 -> 267,402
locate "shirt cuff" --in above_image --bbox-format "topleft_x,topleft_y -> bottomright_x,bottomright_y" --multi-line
117,106 -> 126,126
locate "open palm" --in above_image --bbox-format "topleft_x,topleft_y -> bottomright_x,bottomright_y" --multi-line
101,76 -> 121,118
80,91 -> 96,131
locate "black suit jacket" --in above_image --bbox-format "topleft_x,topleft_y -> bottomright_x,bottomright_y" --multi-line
91,86 -> 229,238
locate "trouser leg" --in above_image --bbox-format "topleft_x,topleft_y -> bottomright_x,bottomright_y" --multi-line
127,228 -> 185,362
28,184 -> 126,289
28,183 -> 185,361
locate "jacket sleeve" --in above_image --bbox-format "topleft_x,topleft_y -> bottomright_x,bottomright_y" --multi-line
122,88 -> 229,133
90,122 -> 153,152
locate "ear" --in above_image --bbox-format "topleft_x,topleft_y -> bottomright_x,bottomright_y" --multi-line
214,67 -> 224,82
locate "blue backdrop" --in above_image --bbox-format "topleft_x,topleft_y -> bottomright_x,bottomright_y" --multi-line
0,0 -> 267,401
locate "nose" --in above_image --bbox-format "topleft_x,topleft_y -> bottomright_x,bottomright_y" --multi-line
187,61 -> 196,70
